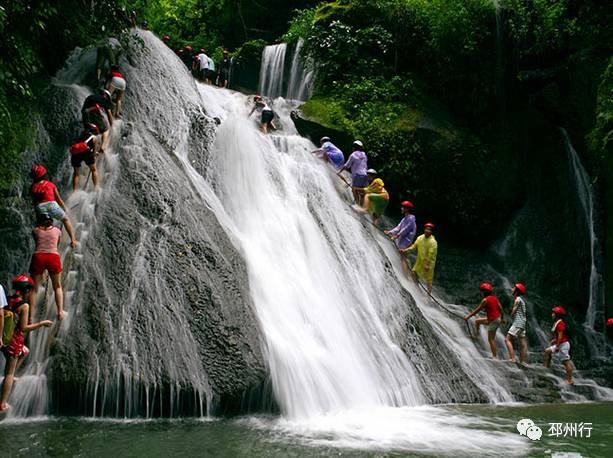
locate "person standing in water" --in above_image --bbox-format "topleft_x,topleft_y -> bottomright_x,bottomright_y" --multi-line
81,88 -> 113,154
30,164 -> 77,248
385,200 -> 417,275
219,49 -> 232,88
505,282 -> 528,365
338,140 -> 368,206
464,282 -> 504,359
402,222 -> 437,294
0,275 -> 53,413
544,306 -> 573,384
105,64 -> 127,118
28,212 -> 65,322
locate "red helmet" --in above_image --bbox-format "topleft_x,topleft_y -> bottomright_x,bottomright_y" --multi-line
514,283 -> 526,295
30,164 -> 47,180
401,200 -> 414,208
185,45 -> 193,52
12,275 -> 34,291
254,95 -> 262,101
479,282 -> 494,293
424,222 -> 435,229
163,35 -> 171,42
607,317 -> 613,327
552,306 -> 567,315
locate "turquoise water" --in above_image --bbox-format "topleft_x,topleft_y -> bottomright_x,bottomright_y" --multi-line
1,403 -> 611,457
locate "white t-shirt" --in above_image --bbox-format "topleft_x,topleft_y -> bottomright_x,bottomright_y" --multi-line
0,284 -> 7,309
197,53 -> 209,70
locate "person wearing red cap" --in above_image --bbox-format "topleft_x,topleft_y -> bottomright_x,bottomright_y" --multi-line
1,275 -> 53,412
30,165 -> 77,248
385,200 -> 416,275
505,283 -> 528,365
402,222 -> 437,293
464,282 -> 504,358
544,306 -> 573,384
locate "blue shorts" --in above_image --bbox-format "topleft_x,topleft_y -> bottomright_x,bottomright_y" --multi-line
352,174 -> 368,187
36,201 -> 65,221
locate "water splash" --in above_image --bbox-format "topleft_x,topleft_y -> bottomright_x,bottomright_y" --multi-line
258,43 -> 287,99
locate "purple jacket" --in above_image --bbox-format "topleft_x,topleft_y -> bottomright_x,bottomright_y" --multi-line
343,150 -> 367,178
388,214 -> 416,249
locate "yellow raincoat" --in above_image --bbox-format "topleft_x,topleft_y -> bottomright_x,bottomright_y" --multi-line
406,234 -> 438,282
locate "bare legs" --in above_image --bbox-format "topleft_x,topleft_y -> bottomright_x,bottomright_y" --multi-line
27,272 -> 63,322
0,356 -> 21,411
62,216 -> 77,248
72,165 -> 99,192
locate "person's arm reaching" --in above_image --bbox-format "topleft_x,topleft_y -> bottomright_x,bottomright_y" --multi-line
464,299 -> 486,321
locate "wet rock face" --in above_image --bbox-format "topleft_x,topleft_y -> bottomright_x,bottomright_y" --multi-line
28,32 -> 268,416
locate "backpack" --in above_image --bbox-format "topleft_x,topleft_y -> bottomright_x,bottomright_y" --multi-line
69,135 -> 95,155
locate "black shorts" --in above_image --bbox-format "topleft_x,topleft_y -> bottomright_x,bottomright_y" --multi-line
207,69 -> 217,80
71,150 -> 95,168
261,110 -> 274,124
220,69 -> 229,81
199,69 -> 207,80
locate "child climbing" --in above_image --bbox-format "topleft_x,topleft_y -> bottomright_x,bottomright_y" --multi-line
464,282 -> 504,359
544,306 -> 573,384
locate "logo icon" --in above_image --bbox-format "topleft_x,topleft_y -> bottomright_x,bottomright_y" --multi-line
517,418 -> 542,441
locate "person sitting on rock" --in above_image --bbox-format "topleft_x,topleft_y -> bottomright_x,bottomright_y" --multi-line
544,306 -> 573,384
70,123 -> 100,192
30,164 -> 77,248
28,212 -> 65,322
464,282 -> 503,358
385,200 -> 416,275
0,275 -> 53,413
81,88 -> 113,153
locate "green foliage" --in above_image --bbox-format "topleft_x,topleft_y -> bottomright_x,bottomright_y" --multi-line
588,57 -> 613,161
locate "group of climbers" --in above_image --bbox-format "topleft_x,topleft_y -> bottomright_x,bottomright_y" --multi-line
0,43 -> 128,413
166,37 -> 233,88
463,282 -> 576,384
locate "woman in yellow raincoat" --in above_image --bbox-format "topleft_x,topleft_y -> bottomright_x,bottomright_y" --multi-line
361,169 -> 389,227
402,222 -> 437,293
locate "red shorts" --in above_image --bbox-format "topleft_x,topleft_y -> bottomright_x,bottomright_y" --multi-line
30,252 -> 62,275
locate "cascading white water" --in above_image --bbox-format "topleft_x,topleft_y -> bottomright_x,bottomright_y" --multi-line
287,39 -> 315,101
561,128 -> 612,360
258,43 -> 287,98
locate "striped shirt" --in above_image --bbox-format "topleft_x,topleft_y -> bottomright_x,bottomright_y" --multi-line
512,296 -> 527,329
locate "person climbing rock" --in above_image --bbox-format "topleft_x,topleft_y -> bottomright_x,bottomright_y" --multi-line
504,283 -> 528,365
249,95 -> 276,133
338,140 -> 368,206
361,169 -> 389,227
313,136 -> 345,169
28,213 -> 65,322
30,164 -> 77,248
463,282 -> 504,359
105,64 -> 126,118
81,88 -> 113,153
402,223 -> 438,294
385,200 -> 417,275
95,42 -> 122,83
544,306 -> 573,384
0,275 -> 53,413
205,53 -> 216,85
219,49 -> 232,88
70,123 -> 100,192
130,10 -> 137,28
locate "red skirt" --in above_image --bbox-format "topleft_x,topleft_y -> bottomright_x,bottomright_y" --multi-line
4,329 -> 26,358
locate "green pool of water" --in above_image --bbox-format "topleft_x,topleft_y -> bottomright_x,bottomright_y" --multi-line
1,402 -> 611,457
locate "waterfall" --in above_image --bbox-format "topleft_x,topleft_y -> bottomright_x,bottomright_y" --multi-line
287,39 -> 315,101
492,0 -> 506,127
258,43 -> 287,98
561,129 -> 612,360
259,41 -> 315,101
